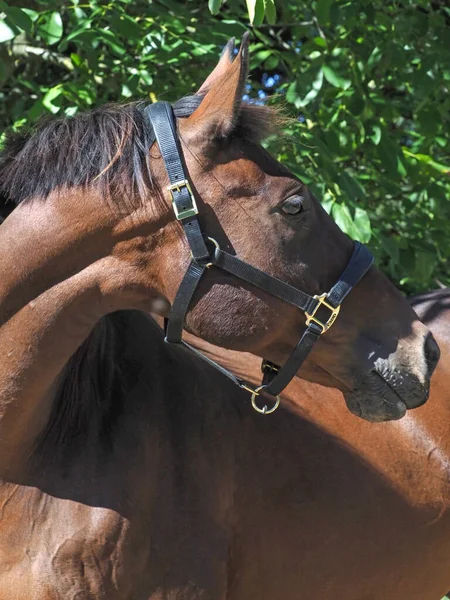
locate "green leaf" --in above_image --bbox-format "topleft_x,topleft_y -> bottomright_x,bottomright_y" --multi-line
5,7 -> 33,33
332,203 -> 357,238
322,65 -> 351,89
403,150 -> 450,174
70,53 -> 82,67
339,172 -> 366,201
377,134 -> 407,178
353,207 -> 372,243
313,36 -> 327,48
21,8 -> 39,22
98,30 -> 126,56
208,0 -> 222,15
379,235 -> 399,264
367,46 -> 382,70
316,0 -> 333,24
247,0 -> 264,26
265,54 -> 279,70
298,69 -> 324,107
414,251 -> 436,284
0,19 -> 16,42
42,85 -> 63,114
368,124 -> 382,145
264,0 -> 276,24
110,14 -> 141,39
286,81 -> 298,104
324,129 -> 340,154
65,22 -> 92,42
38,11 -> 63,45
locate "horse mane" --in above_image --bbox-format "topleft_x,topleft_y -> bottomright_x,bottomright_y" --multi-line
0,96 -> 281,455
36,313 -> 126,460
0,102 -> 155,207
0,98 -> 281,207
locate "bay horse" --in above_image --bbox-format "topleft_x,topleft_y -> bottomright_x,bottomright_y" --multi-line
0,35 -> 442,598
183,288 -> 450,600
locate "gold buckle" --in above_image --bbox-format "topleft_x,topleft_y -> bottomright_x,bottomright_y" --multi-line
167,179 -> 198,220
305,293 -> 340,334
261,360 -> 279,373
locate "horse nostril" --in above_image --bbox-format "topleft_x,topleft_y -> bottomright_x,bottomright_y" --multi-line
424,333 -> 440,375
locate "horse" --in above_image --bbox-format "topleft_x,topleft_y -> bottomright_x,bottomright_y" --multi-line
0,35 -> 442,598
181,288 -> 450,600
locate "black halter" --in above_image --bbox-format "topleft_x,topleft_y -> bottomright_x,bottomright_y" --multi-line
145,101 -> 374,414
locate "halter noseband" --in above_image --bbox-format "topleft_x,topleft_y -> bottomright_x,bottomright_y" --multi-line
145,101 -> 374,414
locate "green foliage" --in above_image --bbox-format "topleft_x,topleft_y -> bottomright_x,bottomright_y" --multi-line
1,0 -> 449,293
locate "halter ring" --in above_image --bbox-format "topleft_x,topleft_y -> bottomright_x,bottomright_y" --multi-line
205,237 -> 220,268
251,386 -> 280,415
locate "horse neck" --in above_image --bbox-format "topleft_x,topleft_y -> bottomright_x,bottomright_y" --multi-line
35,310 -> 243,483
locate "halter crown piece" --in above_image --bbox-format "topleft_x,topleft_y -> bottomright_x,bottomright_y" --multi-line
145,101 -> 374,415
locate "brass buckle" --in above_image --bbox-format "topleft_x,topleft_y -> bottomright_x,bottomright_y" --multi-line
305,293 -> 340,334
167,179 -> 198,220
261,359 -> 280,373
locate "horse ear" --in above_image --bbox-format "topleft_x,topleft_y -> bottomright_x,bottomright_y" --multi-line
184,32 -> 249,141
196,38 -> 235,95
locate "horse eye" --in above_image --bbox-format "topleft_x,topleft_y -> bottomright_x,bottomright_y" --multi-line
281,195 -> 304,215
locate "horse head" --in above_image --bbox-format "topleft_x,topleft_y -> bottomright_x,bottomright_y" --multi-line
0,35 -> 439,422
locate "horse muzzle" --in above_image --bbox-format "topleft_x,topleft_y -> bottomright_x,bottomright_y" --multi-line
343,332 -> 440,422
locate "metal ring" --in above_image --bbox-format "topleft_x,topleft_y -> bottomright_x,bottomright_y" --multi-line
206,237 -> 220,250
205,237 -> 220,268
251,386 -> 280,415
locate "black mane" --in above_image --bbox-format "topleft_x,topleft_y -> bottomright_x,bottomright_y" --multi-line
0,102 -> 155,206
0,95 -> 280,209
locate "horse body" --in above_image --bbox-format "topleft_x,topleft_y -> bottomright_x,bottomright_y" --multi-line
0,35 -> 446,599
0,294 -> 448,600
0,312 -> 242,600
185,289 -> 450,600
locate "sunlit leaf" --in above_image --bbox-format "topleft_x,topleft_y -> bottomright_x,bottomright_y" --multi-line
0,19 -> 16,42
208,0 -> 222,15
353,207 -> 372,243
246,0 -> 265,26
298,69 -> 324,107
42,85 -> 63,114
332,203 -> 357,238
264,0 -> 276,24
322,65 -> 351,89
38,11 -> 63,45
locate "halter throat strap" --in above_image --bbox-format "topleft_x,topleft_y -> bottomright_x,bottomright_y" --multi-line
145,101 -> 374,413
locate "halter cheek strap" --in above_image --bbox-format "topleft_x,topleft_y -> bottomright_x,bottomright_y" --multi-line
145,101 -> 374,414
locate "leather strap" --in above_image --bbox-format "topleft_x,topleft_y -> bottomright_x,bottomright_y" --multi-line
262,325 -> 322,395
145,102 -> 209,262
326,242 -> 374,307
260,241 -> 374,394
165,260 -> 206,343
212,249 -> 317,313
